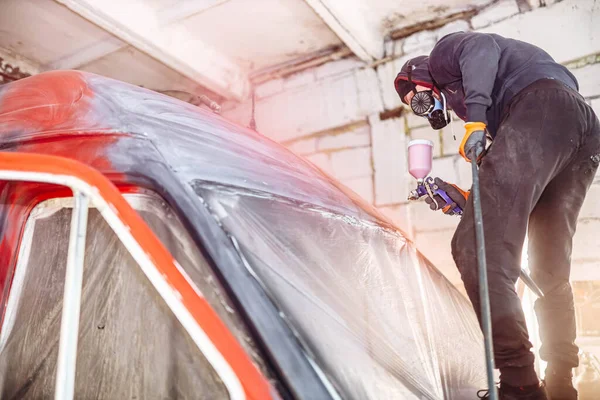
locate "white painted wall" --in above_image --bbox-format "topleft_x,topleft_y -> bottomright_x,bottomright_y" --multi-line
223,0 -> 600,287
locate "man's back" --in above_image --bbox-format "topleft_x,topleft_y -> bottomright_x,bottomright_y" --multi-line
429,32 -> 579,136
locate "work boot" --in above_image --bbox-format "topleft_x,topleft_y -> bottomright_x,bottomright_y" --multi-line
544,364 -> 577,400
477,382 -> 549,399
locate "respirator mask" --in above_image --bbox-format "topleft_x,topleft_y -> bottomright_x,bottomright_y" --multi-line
405,64 -> 450,130
410,90 -> 450,130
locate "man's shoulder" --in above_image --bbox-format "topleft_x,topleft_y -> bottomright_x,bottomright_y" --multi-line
436,31 -> 467,43
429,32 -> 472,65
436,31 -> 502,46
431,31 -> 469,56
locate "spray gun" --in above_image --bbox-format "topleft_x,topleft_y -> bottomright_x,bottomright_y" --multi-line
407,139 -> 463,215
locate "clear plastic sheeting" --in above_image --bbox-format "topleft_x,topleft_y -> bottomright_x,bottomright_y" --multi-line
0,71 -> 388,228
0,71 -> 487,399
0,196 -> 265,399
196,183 -> 487,400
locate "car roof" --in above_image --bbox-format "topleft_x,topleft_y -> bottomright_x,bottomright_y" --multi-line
0,70 -> 390,226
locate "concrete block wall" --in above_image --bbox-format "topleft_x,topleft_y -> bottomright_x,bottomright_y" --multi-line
222,0 -> 600,287
288,122 -> 375,203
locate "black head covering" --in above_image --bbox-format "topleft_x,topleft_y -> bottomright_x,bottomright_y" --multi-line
394,55 -> 435,104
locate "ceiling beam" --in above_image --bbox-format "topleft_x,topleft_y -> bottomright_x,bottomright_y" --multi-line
55,0 -> 250,101
303,0 -> 384,62
157,0 -> 230,24
46,1 -> 228,71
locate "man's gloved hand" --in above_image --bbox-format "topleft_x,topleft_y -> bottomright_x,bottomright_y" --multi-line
459,122 -> 487,162
424,177 -> 469,215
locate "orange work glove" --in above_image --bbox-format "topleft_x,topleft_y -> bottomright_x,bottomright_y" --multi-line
459,122 -> 487,162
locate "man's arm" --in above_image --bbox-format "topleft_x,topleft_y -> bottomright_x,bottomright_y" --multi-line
430,32 -> 501,124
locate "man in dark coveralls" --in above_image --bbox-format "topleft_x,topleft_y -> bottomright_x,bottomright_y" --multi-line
395,32 -> 600,399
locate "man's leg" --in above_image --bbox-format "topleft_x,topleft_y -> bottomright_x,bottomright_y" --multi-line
529,114 -> 600,397
452,128 -> 540,387
451,86 -> 592,389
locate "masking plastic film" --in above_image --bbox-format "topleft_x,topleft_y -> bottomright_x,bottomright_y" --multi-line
195,183 -> 486,399
0,71 -> 382,224
0,71 -> 486,399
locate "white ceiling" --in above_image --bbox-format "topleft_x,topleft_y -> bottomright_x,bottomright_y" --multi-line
0,0 -> 491,102
178,0 -> 343,71
1,0 -> 117,66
